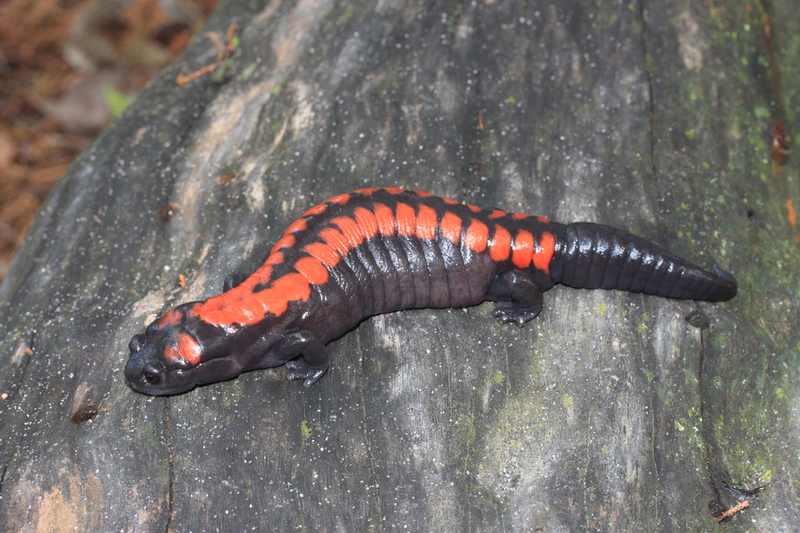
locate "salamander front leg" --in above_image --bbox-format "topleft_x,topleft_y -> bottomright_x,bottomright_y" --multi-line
223,273 -> 248,292
486,269 -> 544,327
277,330 -> 330,387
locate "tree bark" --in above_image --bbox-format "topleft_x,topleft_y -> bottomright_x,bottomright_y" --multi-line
1,0 -> 798,531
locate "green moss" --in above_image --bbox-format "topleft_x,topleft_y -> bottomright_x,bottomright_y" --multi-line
300,420 -> 313,441
220,380 -> 244,407
455,413 -> 476,449
561,394 -> 573,409
241,62 -> 258,79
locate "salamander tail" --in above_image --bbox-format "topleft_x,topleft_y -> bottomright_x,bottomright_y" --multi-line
551,222 -> 737,302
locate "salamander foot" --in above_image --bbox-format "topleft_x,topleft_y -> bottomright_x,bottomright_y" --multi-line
491,301 -> 541,327
286,359 -> 329,387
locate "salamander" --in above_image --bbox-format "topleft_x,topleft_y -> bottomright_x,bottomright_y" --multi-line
125,188 -> 737,395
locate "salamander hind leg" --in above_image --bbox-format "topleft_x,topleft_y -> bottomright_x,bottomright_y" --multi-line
486,269 -> 544,327
276,330 -> 330,387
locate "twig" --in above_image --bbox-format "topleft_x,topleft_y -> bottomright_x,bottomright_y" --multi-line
176,23 -> 238,85
716,500 -> 749,522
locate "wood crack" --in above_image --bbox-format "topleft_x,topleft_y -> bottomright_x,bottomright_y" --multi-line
695,319 -> 763,521
756,0 -> 787,124
0,333 -> 36,502
0,451 -> 9,502
635,0 -> 660,204
457,9 -> 483,204
164,399 -> 175,532
355,335 -> 383,526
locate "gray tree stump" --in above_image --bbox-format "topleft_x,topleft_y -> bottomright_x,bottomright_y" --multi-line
1,0 -> 798,531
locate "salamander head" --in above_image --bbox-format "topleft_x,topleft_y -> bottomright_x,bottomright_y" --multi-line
125,303 -> 240,396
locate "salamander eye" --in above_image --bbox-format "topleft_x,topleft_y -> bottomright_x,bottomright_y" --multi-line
129,334 -> 147,353
142,361 -> 165,385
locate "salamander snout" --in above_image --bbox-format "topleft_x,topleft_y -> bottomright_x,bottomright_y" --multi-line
125,331 -> 175,394
125,340 -> 158,388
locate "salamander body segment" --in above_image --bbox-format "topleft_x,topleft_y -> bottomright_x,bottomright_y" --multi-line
125,188 -> 736,395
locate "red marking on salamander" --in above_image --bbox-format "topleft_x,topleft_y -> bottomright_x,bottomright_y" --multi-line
534,231 -> 555,274
164,331 -> 202,365
512,230 -> 535,269
158,309 -> 182,328
440,212 -> 462,243
465,218 -> 489,252
489,225 -> 512,262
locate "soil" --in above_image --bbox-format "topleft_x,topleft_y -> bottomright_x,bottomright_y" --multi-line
0,0 -> 219,281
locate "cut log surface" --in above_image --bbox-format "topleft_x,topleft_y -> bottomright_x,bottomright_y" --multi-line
1,0 -> 798,531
